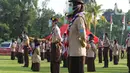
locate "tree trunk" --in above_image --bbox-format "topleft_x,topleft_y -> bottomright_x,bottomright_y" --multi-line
94,24 -> 96,35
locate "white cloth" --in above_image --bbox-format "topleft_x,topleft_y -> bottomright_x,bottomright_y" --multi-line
87,42 -> 96,57
11,42 -> 17,52
18,43 -> 24,53
40,43 -> 46,52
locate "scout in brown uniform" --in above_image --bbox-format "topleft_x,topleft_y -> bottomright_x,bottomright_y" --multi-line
22,31 -> 30,67
109,40 -> 113,62
121,45 -> 125,59
68,0 -> 87,73
17,38 -> 24,64
112,39 -> 119,65
31,38 -> 41,71
49,17 -> 62,73
98,38 -> 103,63
11,39 -> 17,60
40,41 -> 46,60
126,33 -> 130,73
45,40 -> 51,62
66,14 -> 73,73
103,33 -> 110,68
87,34 -> 96,72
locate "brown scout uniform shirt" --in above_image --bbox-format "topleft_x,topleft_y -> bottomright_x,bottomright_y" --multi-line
68,13 -> 86,56
103,37 -> 110,47
52,25 -> 62,43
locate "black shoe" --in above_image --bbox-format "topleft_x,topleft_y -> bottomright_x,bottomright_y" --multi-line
22,66 -> 28,67
103,66 -> 108,68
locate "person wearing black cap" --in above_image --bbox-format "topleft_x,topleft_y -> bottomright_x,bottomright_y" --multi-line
68,0 -> 87,73
103,33 -> 110,68
86,34 -> 96,72
49,17 -> 62,73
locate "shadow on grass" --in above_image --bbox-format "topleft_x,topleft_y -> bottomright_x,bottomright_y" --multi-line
0,66 -> 31,72
0,66 -> 128,73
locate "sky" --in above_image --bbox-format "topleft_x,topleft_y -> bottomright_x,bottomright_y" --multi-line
38,0 -> 130,15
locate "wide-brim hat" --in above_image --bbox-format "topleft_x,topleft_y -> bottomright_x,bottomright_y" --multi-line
69,0 -> 84,4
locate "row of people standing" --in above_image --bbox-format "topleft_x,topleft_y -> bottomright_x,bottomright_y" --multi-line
98,33 -> 120,67
10,33 -> 53,72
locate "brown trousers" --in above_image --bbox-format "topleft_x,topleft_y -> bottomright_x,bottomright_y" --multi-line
69,56 -> 85,73
109,49 -> 113,61
127,47 -> 130,72
98,47 -> 102,63
87,57 -> 96,72
17,52 -> 23,64
31,63 -> 40,71
103,47 -> 109,67
11,52 -> 15,60
40,52 -> 45,60
23,46 -> 29,67
50,43 -> 61,73
113,55 -> 118,65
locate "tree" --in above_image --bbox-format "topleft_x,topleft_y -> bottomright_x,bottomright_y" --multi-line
0,0 -> 38,38
93,3 -> 102,35
85,3 -> 93,30
0,23 -> 10,41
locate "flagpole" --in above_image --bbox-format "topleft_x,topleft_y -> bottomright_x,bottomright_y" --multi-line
110,14 -> 113,40
121,14 -> 125,45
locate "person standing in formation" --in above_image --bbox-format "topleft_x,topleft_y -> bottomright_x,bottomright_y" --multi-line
31,38 -> 41,72
17,37 -> 24,64
86,34 -> 96,72
40,41 -> 46,60
121,45 -> 125,59
98,38 -> 103,63
112,39 -> 119,65
22,31 -> 30,67
109,40 -> 113,62
46,40 -> 51,62
126,33 -> 130,73
62,33 -> 68,68
66,14 -> 73,73
49,17 -> 62,73
103,33 -> 110,68
68,0 -> 87,73
11,39 -> 17,60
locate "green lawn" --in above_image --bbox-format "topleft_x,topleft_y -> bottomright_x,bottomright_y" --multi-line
0,56 -> 128,73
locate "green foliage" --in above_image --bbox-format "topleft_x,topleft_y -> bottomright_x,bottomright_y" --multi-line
0,23 -> 10,41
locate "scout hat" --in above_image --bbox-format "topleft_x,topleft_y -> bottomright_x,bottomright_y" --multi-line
69,0 -> 84,4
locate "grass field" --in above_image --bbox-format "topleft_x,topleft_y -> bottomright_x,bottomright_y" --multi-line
0,56 -> 128,73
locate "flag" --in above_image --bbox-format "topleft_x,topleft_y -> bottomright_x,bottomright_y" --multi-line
122,15 -> 125,30
110,15 -> 113,31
